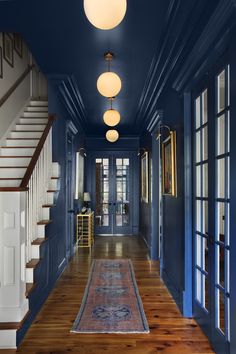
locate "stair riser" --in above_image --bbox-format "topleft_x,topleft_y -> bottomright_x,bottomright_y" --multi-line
10,132 -> 43,139
52,162 -> 60,178
5,140 -> 39,147
26,106 -> 48,112
29,101 -> 48,107
26,269 -> 34,283
0,168 -> 26,178
37,224 -> 46,238
15,125 -> 46,131
0,330 -> 17,349
19,118 -> 48,124
23,112 -> 48,118
31,245 -> 40,259
0,157 -> 31,167
50,179 -> 58,190
1,148 -> 36,156
42,208 -> 50,220
47,193 -> 54,204
0,180 -> 21,187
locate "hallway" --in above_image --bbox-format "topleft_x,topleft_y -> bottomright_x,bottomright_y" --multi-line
10,236 -> 213,354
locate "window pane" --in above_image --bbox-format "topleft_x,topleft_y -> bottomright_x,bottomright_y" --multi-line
218,70 -> 225,113
195,96 -> 201,129
202,90 -> 208,124
217,159 -> 225,198
204,275 -> 209,311
217,202 -> 225,243
204,237 -> 209,273
196,165 -> 201,197
196,234 -> 202,267
196,201 -> 201,232
203,201 -> 208,235
202,127 -> 208,161
196,131 -> 201,163
196,269 -> 202,303
217,114 -> 225,155
203,163 -> 208,197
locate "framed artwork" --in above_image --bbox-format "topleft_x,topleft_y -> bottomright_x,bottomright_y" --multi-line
14,33 -> 23,58
3,33 -> 13,67
141,151 -> 149,203
0,47 -> 3,78
162,130 -> 177,196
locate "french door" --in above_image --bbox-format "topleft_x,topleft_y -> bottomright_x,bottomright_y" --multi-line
193,64 -> 231,353
93,153 -> 133,235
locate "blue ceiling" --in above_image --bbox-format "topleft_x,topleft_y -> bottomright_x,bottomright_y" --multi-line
0,0 -> 221,136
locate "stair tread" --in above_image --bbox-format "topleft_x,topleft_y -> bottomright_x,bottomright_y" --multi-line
0,156 -> 32,158
42,204 -> 56,208
11,130 -> 44,132
31,238 -> 47,245
0,178 -> 22,180
26,259 -> 41,268
37,219 -> 52,225
25,283 -> 37,297
1,146 -> 36,148
17,123 -> 47,125
0,166 -> 27,168
6,138 -> 40,140
47,189 -> 59,192
51,176 -> 60,179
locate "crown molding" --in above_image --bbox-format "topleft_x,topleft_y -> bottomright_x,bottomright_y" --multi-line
135,0 -> 235,135
147,110 -> 163,134
49,74 -> 88,134
173,0 -> 236,92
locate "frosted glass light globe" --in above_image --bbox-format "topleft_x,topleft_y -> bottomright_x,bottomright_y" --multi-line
106,129 -> 119,143
103,109 -> 121,127
97,72 -> 122,98
84,0 -> 127,30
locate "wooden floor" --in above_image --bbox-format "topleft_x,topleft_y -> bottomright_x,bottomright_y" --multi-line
7,236 -> 214,354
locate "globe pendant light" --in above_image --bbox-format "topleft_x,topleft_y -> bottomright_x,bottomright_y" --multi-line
97,52 -> 122,98
84,0 -> 127,30
103,98 -> 121,127
106,129 -> 119,143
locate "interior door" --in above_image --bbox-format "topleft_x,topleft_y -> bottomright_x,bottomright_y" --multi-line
94,153 -> 133,235
193,65 -> 231,353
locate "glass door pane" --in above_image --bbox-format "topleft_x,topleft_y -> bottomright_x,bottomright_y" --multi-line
95,158 -> 111,230
115,158 -> 130,228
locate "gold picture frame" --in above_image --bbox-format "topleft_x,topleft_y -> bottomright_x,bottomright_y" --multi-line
141,151 -> 149,203
162,130 -> 177,197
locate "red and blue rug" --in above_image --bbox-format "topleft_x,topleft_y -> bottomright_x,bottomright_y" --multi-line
71,259 -> 149,333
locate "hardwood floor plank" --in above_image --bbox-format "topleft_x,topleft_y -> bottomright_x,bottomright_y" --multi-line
0,236 -> 213,354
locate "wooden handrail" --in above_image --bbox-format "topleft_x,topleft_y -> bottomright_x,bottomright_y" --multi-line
0,64 -> 34,108
20,114 -> 55,188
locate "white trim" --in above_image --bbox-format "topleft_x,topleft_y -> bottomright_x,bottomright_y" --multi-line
0,330 -> 17,349
0,298 -> 28,322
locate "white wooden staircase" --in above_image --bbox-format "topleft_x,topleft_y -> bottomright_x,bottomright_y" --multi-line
0,99 -> 60,348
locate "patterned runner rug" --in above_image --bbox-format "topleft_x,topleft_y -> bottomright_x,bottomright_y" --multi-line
71,259 -> 149,333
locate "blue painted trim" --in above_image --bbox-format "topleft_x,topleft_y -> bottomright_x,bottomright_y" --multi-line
183,92 -> 193,317
162,269 -> 183,313
173,0 -> 236,92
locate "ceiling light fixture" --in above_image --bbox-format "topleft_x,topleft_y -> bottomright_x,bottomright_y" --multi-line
103,97 -> 121,127
97,52 -> 122,98
83,0 -> 127,30
106,129 -> 119,143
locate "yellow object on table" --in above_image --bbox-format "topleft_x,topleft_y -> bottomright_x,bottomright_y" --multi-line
76,211 -> 94,248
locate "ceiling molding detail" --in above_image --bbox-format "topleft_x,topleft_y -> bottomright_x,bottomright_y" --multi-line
147,110 -> 163,134
173,0 -> 236,92
135,0 -> 236,135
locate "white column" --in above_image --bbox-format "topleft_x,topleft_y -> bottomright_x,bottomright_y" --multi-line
0,192 -> 29,322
